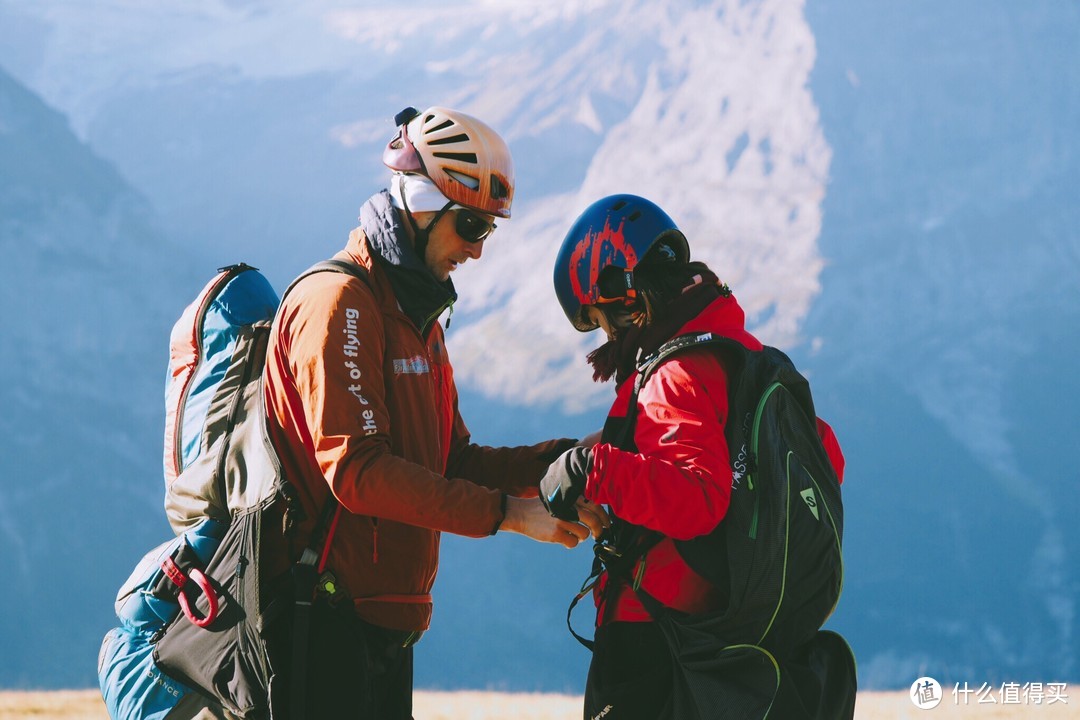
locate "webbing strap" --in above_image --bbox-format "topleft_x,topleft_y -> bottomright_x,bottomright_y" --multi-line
280,259 -> 370,303
566,334 -> 731,645
566,556 -> 603,651
289,558 -> 317,720
636,332 -> 737,388
566,529 -> 666,650
577,328 -> 692,623
282,259 -> 370,720
290,496 -> 339,720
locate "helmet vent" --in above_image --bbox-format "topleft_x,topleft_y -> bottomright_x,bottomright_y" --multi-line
426,118 -> 455,133
428,133 -> 470,146
490,175 -> 509,200
433,151 -> 479,164
446,169 -> 480,190
612,200 -> 628,211
628,211 -> 642,222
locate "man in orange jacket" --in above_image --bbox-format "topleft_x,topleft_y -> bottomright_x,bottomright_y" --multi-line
263,106 -> 608,718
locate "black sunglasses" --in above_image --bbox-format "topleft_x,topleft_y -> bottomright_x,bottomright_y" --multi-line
454,209 -> 496,243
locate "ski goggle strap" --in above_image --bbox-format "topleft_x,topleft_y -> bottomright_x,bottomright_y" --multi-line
594,265 -> 638,304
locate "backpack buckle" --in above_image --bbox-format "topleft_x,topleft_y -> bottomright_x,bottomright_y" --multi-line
315,570 -> 349,607
594,539 -> 622,562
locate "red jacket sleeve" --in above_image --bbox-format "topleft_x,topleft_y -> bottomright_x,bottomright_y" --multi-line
816,417 -> 845,484
586,352 -> 733,540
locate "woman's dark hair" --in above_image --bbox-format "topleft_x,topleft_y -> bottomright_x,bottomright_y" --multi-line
630,248 -> 715,325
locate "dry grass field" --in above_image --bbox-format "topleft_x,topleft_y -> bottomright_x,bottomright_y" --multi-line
0,689 -> 1076,719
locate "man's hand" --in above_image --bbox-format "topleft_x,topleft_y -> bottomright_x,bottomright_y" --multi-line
574,496 -> 611,540
539,446 -> 593,521
500,496 -> 591,548
579,429 -> 603,446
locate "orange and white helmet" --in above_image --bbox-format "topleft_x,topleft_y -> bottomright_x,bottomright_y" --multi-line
383,106 -> 515,218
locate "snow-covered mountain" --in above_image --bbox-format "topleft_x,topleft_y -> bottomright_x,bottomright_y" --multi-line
0,0 -> 1076,692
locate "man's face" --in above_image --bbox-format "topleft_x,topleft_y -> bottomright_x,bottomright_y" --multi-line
422,208 -> 496,281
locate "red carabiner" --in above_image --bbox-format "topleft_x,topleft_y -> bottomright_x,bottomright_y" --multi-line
177,567 -> 219,628
162,557 -> 220,629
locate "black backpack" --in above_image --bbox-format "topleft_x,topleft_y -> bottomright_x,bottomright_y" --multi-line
576,331 -> 856,719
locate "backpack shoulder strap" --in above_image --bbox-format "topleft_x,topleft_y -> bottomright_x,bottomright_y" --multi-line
277,257 -> 371,555
605,332 -> 747,451
277,258 -> 372,720
280,259 -> 371,305
636,332 -> 748,393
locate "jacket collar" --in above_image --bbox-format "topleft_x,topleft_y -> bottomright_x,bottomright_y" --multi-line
352,190 -> 457,337
675,293 -> 764,353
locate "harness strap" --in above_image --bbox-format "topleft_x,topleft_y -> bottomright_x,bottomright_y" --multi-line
290,497 -> 340,720
280,259 -> 371,720
567,528 -> 666,648
566,554 -> 604,651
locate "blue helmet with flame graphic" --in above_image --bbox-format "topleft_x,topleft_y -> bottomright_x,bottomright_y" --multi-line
553,194 -> 689,331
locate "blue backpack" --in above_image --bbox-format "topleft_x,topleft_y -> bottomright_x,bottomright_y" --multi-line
98,519 -> 228,719
98,261 -> 367,720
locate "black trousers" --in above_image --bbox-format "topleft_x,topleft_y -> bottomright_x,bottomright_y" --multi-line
583,622 -> 673,720
269,599 -> 415,719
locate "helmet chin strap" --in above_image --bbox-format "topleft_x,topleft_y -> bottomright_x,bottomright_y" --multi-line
398,174 -> 453,263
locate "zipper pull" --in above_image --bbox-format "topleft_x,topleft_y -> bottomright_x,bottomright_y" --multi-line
445,302 -> 454,329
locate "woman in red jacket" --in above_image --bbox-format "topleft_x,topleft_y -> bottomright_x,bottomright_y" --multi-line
541,194 -> 846,720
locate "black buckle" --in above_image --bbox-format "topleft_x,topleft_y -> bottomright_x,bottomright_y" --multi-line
594,539 -> 622,563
